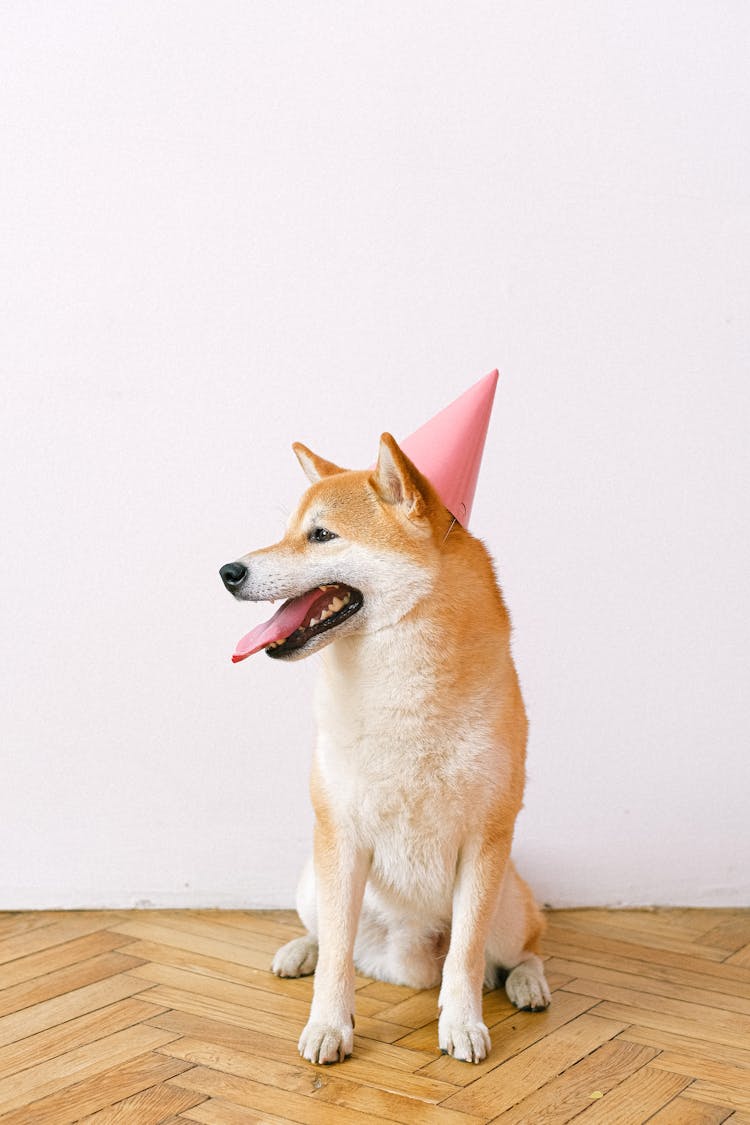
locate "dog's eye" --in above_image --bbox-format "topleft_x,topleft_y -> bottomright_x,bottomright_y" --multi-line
309,527 -> 338,543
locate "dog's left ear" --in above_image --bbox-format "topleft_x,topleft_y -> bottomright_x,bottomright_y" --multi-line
371,433 -> 426,520
292,443 -> 346,484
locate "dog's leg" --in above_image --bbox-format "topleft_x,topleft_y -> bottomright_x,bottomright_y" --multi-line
485,861 -> 551,1012
438,833 -> 510,1063
298,822 -> 369,1065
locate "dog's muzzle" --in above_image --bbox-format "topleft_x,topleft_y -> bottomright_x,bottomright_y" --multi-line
220,561 -> 247,592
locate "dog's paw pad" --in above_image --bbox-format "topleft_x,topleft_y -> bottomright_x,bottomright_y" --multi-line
505,963 -> 551,1011
271,936 -> 318,978
438,1019 -> 491,1063
298,1020 -> 353,1065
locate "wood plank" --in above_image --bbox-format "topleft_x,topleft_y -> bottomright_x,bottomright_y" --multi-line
728,945 -> 750,969
121,940 -> 311,997
543,932 -> 750,983
0,914 -> 124,939
0,1025 -> 179,1115
561,909 -> 745,940
139,983 -> 302,1040
0,1051 -> 191,1125
646,1097 -> 734,1124
444,1013 -> 626,1116
698,915 -> 750,954
376,988 -> 442,1029
549,908 -> 708,943
173,909 -> 304,943
0,951 -> 145,1019
0,975 -> 154,1049
116,919 -> 370,990
0,916 -> 61,942
128,961 -> 313,1021
543,944 -> 750,1001
618,1024 -> 750,1070
489,1038 -> 657,1123
546,957 -> 750,1015
170,1065 -> 409,1124
140,981 -> 409,1045
650,1051 -> 750,1094
378,985 -> 517,1033
122,939 -> 387,1017
134,914 -> 283,957
547,914 -> 729,961
147,1008 -> 439,1073
158,1035 -> 459,1105
594,1000 -> 750,1054
79,1081 -> 205,1123
0,930 -> 136,991
110,921 -> 289,972
559,980 -> 750,1038
352,1036 -> 442,1073
0,915 -> 121,967
182,1099 -> 297,1124
0,997 -> 166,1081
684,1082 -> 750,1114
357,980 -> 419,1005
314,1078 -> 485,1125
554,1065 -> 689,1123
666,910 -> 746,938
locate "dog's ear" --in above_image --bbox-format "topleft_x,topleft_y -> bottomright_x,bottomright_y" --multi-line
370,433 -> 426,520
292,443 -> 345,484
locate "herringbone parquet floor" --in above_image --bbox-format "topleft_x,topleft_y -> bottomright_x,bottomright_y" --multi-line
0,908 -> 748,1123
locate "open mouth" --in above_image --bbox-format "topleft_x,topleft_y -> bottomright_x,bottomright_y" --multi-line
232,584 -> 363,663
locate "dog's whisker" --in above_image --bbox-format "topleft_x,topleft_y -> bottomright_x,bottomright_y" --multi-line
442,516 -> 457,545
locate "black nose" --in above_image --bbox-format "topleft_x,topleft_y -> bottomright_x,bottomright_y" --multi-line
220,561 -> 247,591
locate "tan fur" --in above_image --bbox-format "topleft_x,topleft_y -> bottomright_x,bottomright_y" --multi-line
230,434 -> 550,1064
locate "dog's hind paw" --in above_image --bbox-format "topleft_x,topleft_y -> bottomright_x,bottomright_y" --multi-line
438,1017 -> 491,1063
271,935 -> 318,978
299,1020 -> 353,1065
505,959 -> 551,1012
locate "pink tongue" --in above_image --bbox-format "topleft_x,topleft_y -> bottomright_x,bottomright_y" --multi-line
232,588 -> 329,663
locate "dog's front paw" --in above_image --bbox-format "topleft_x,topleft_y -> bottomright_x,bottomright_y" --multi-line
438,1015 -> 491,1063
505,960 -> 551,1012
272,935 -> 318,978
299,1019 -> 353,1065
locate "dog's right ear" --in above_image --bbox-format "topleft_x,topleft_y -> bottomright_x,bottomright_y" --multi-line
292,443 -> 346,484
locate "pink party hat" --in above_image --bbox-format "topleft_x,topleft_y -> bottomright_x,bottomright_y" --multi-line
397,369 -> 499,527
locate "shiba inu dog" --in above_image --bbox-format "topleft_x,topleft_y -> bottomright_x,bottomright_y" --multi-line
220,433 -> 550,1065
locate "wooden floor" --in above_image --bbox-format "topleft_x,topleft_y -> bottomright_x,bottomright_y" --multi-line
0,911 -> 748,1124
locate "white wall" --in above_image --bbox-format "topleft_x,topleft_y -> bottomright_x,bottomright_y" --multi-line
2,2 -> 748,909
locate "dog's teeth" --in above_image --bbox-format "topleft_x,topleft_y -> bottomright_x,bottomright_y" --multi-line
330,596 -> 343,612
320,609 -> 332,621
309,617 -> 319,627
342,593 -> 350,605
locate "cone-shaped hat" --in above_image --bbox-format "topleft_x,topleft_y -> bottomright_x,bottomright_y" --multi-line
397,369 -> 498,527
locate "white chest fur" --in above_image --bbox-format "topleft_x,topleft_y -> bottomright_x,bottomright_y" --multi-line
313,623 -> 510,917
